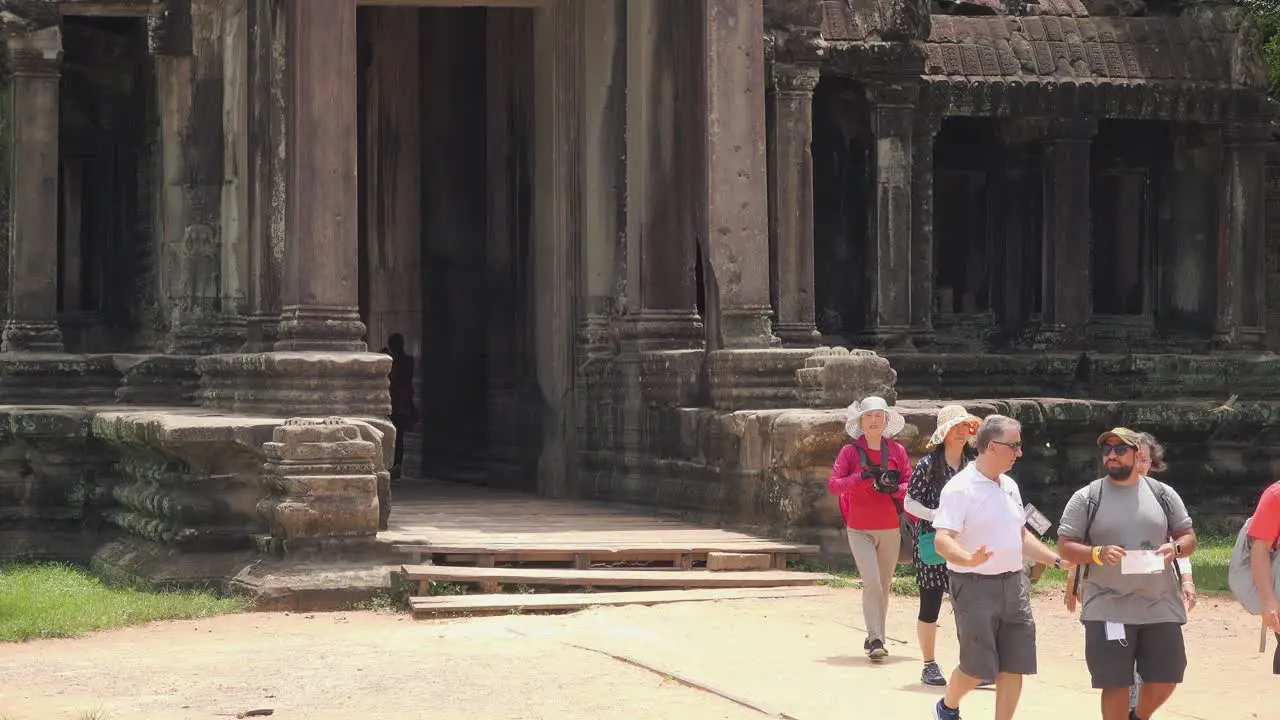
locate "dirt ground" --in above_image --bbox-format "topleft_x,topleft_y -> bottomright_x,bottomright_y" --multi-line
0,586 -> 1274,720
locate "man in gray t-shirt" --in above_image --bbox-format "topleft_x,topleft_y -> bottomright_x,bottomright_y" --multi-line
1056,427 -> 1198,720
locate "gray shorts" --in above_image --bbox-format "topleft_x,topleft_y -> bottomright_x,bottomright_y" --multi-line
1084,621 -> 1186,689
949,570 -> 1037,680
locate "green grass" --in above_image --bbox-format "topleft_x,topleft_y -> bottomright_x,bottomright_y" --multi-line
798,535 -> 1239,597
0,563 -> 247,643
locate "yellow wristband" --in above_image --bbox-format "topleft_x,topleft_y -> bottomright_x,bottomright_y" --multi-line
1092,546 -> 1103,566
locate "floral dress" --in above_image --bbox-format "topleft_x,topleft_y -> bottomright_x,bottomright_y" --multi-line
907,448 -> 976,591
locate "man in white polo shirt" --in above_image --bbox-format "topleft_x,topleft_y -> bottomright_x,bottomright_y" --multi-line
930,415 -> 1069,720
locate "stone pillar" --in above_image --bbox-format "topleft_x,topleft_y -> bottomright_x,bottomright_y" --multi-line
1037,118 -> 1096,349
2,27 -> 64,352
767,63 -> 821,347
698,0 -> 778,349
619,0 -> 703,352
864,81 -> 916,350
275,0 -> 366,352
532,0 -> 584,497
910,103 -> 942,348
1218,121 -> 1270,349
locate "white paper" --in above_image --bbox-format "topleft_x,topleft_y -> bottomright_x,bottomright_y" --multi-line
1120,550 -> 1166,575
1105,622 -> 1127,642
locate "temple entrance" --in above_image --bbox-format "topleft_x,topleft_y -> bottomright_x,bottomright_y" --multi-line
57,15 -> 152,353
810,78 -> 871,341
356,5 -> 540,492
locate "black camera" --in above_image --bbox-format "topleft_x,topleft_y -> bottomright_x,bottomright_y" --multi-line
865,468 -> 901,494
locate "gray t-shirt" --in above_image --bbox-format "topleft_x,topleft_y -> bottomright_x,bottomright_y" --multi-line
1057,477 -> 1193,625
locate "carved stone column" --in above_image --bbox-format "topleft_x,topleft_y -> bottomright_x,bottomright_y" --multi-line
767,63 -> 821,347
1218,121 -> 1271,349
275,0 -> 366,351
2,27 -> 64,352
1036,118 -> 1096,350
699,0 -> 778,349
619,0 -> 703,352
864,81 -> 917,350
910,102 -> 942,348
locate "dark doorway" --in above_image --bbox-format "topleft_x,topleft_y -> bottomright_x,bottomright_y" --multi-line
811,78 -> 871,341
58,16 -> 151,352
356,6 -> 540,492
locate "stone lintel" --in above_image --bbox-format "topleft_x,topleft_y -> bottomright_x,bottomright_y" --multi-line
615,310 -> 705,352
196,351 -> 392,418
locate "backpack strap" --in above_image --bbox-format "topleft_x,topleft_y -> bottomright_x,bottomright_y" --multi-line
1079,479 -> 1104,581
1142,476 -> 1186,585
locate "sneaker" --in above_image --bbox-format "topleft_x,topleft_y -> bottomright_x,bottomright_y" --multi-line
933,698 -> 961,719
863,637 -> 871,651
868,638 -> 888,660
922,661 -> 947,686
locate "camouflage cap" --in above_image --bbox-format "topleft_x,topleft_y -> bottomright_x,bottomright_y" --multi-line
1096,427 -> 1143,448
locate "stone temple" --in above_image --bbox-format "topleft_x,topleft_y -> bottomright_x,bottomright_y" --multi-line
1,0 -> 1278,593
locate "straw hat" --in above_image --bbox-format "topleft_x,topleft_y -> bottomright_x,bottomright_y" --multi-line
845,396 -> 906,440
928,404 -> 981,448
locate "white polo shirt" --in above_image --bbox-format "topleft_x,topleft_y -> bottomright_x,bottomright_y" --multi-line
932,462 -> 1026,575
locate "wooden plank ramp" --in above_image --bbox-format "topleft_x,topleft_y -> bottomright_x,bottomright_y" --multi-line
409,586 -> 829,617
401,564 -> 833,592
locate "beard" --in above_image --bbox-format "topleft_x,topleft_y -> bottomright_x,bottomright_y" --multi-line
1104,462 -> 1134,480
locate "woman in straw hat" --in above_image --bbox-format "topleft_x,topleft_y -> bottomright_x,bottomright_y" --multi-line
828,395 -> 912,661
904,404 -> 980,687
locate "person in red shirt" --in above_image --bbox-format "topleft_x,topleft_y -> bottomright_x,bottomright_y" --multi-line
1246,481 -> 1280,673
828,395 -> 911,661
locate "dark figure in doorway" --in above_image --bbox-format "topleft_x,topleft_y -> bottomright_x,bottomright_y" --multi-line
381,333 -> 418,478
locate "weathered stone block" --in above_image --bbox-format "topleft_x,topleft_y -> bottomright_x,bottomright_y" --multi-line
795,346 -> 898,407
93,411 -> 279,551
0,354 -> 119,405
706,551 -> 771,571
707,349 -> 815,410
112,354 -> 200,406
258,417 -> 385,554
196,352 -> 392,417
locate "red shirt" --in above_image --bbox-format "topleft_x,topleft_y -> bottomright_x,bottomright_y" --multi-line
828,438 -> 911,531
1247,481 -> 1280,550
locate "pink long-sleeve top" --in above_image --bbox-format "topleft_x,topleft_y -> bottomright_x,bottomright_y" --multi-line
828,437 -> 912,531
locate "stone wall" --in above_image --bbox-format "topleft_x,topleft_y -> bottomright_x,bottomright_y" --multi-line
581,348 -> 1278,561
0,397 -> 395,590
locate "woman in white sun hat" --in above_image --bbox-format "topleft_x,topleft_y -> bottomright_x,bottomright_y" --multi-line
904,404 -> 980,687
828,395 -> 912,661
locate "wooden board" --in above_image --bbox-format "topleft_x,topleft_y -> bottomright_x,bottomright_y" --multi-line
400,564 -> 832,589
378,483 -> 820,559
409,586 -> 830,615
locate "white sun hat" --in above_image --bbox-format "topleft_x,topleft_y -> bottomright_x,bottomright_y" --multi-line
928,404 -> 981,448
845,396 -> 906,440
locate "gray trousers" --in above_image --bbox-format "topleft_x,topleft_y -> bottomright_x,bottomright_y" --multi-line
846,528 -> 901,643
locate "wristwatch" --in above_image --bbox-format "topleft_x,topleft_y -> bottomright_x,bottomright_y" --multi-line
1173,541 -> 1182,557
1053,556 -> 1064,570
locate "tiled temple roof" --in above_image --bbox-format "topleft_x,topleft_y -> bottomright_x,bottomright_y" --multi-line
819,1 -> 1249,86
924,15 -> 1236,83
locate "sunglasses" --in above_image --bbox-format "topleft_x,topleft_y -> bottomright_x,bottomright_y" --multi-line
1100,443 -> 1132,457
992,440 -> 1023,451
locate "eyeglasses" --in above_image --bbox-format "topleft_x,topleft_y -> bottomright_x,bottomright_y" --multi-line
992,440 -> 1023,451
1101,444 -> 1132,457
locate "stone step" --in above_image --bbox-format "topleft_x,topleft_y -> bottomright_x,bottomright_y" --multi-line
408,586 -> 830,617
400,564 -> 831,591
